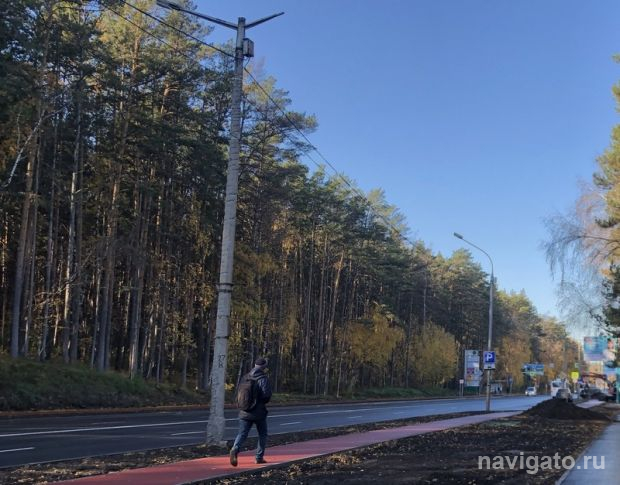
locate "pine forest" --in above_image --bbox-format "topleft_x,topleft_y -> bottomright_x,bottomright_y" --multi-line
1,1 -> 583,397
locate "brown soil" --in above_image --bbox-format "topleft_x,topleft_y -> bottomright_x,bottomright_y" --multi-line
524,399 -> 610,420
211,404 -> 620,485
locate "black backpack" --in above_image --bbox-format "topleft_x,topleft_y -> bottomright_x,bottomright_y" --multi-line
236,374 -> 258,411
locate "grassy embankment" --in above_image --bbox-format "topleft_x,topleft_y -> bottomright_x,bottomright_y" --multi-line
0,355 -> 206,411
0,355 -> 458,412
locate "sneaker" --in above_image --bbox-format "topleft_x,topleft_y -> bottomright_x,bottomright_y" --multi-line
229,448 -> 238,467
255,457 -> 267,464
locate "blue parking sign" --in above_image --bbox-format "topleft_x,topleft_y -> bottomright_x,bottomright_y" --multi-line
483,351 -> 496,369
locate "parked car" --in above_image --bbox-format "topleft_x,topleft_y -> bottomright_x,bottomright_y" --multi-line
581,387 -> 606,400
554,388 -> 573,402
580,387 -> 598,399
525,386 -> 537,396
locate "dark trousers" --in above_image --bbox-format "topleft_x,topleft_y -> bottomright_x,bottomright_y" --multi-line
232,418 -> 268,459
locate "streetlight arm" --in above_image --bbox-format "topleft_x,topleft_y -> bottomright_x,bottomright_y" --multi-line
246,12 -> 285,28
157,1 -> 284,30
453,232 -> 494,276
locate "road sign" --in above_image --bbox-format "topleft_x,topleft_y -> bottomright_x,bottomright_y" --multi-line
522,363 -> 544,376
483,351 -> 496,370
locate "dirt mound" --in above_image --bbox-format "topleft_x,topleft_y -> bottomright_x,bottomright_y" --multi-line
524,399 -> 609,420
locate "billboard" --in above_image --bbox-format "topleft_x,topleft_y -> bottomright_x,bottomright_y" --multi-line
583,336 -> 619,369
464,350 -> 482,387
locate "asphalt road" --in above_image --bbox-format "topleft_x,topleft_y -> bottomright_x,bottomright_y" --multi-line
0,395 -> 547,468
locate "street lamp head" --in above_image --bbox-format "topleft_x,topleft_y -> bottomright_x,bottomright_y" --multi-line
157,0 -> 182,11
453,232 -> 464,240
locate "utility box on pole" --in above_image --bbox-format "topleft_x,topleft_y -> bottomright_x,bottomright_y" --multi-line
243,38 -> 254,57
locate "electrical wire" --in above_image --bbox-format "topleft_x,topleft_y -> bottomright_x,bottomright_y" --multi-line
107,1 -> 419,251
119,0 -> 234,59
244,69 -> 415,246
105,4 -> 197,61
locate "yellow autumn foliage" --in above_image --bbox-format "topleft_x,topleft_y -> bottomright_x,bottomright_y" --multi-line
498,335 -> 531,389
349,304 -> 404,368
410,322 -> 457,387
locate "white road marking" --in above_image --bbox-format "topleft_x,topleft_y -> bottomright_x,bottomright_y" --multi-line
0,397 -> 520,439
347,415 -> 363,419
0,420 -> 209,438
1,408 -> 378,438
0,447 -> 34,453
368,402 -> 458,411
0,406 -> 441,438
279,421 -> 302,426
1,407 -> 381,437
170,431 -> 203,436
269,408 -> 375,419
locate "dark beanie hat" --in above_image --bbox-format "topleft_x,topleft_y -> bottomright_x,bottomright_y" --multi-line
255,357 -> 268,368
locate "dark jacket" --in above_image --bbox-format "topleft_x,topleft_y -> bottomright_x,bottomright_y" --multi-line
239,367 -> 272,421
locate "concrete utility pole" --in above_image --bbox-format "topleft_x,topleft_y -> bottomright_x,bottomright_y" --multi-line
156,1 -> 283,445
454,232 -> 494,412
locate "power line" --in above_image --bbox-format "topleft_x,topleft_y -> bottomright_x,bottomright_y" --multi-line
116,4 -> 378,220
105,4 -> 196,61
243,69 -> 415,246
108,2 -> 417,249
119,0 -> 233,59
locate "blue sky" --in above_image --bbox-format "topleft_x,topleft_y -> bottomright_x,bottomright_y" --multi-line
193,0 -> 620,320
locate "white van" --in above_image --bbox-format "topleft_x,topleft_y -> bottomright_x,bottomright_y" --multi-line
550,379 -> 565,397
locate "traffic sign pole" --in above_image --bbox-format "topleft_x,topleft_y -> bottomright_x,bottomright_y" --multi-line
483,351 -> 496,406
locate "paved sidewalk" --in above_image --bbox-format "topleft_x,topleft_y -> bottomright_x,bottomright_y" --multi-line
558,416 -> 620,484
59,411 -> 519,485
578,399 -> 606,409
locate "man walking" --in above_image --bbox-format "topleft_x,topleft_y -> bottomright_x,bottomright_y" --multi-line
229,357 -> 272,466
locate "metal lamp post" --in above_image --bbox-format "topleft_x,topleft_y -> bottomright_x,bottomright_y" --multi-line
454,232 -> 494,412
157,0 -> 283,445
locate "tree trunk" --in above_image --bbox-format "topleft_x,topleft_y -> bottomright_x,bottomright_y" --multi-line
62,92 -> 82,363
323,251 -> 344,395
0,216 -> 8,350
96,178 -> 119,372
10,145 -> 35,358
303,227 -> 315,393
70,136 -> 84,363
40,106 -> 61,361
22,150 -> 40,357
314,235 -> 328,395
10,2 -> 52,359
90,256 -> 103,367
